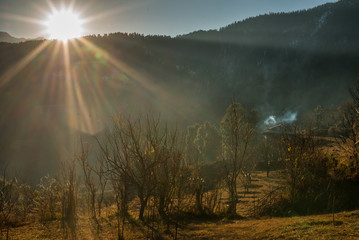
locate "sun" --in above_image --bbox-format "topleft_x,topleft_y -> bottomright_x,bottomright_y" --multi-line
45,8 -> 83,42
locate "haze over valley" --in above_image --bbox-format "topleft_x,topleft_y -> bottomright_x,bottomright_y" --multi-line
1,0 -> 358,179
1,1 -> 359,239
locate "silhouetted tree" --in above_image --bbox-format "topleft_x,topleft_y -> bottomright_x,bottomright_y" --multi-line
194,121 -> 221,163
77,139 -> 98,221
0,167 -> 19,240
220,103 -> 258,217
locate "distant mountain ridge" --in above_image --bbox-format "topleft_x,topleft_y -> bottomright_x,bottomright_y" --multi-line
0,31 -> 45,43
173,0 -> 359,109
180,0 -> 358,58
0,31 -> 27,43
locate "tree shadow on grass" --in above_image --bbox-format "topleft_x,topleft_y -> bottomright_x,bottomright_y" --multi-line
307,220 -> 343,226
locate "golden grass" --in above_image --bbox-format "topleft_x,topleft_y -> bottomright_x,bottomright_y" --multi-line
7,171 -> 359,239
9,209 -> 359,239
176,210 -> 359,240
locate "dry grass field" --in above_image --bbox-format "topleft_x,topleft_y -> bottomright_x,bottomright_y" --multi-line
9,209 -> 359,239
177,210 -> 359,240
7,170 -> 359,240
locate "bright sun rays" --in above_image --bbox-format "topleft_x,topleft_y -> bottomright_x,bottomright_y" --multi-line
0,1 -> 169,136
45,8 -> 84,42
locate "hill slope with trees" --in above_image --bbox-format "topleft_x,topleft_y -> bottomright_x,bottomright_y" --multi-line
0,0 -> 359,180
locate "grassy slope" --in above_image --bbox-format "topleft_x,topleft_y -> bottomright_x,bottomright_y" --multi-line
178,211 -> 359,240
8,171 -> 359,239
9,210 -> 359,239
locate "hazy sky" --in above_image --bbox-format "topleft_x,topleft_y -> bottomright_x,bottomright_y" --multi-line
0,0 -> 338,38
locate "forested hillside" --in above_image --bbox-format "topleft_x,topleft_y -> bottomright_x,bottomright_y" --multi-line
0,0 -> 359,181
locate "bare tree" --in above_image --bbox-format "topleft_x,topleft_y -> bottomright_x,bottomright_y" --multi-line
17,181 -> 34,222
93,155 -> 107,219
60,158 -> 78,240
220,102 -> 257,217
111,173 -> 130,240
335,102 -> 359,176
97,115 -> 159,222
96,117 -> 133,240
34,175 -> 61,221
185,124 -> 204,214
150,125 -> 186,233
0,167 -> 19,240
76,138 -> 98,221
338,76 -> 359,176
121,116 -> 158,221
185,122 -> 221,215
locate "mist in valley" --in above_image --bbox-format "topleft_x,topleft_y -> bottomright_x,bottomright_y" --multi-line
1,0 -> 359,239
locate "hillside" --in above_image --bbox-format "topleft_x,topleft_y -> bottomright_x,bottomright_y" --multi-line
1,0 -> 359,181
180,0 -> 359,111
6,171 -> 359,239
0,32 -> 26,43
8,210 -> 359,239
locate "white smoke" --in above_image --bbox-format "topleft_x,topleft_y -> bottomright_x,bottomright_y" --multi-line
264,116 -> 276,125
264,111 -> 297,126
